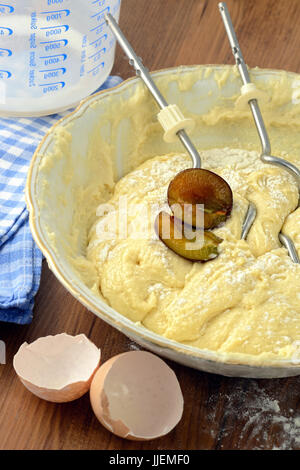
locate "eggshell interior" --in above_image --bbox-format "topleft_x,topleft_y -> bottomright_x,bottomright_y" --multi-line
13,333 -> 100,402
90,351 -> 184,440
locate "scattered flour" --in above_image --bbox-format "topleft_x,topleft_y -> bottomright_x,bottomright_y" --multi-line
206,379 -> 300,450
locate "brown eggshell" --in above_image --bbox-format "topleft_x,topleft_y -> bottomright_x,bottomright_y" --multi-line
13,333 -> 101,403
90,351 -> 184,440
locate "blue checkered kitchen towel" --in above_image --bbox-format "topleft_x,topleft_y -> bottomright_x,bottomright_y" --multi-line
0,76 -> 123,325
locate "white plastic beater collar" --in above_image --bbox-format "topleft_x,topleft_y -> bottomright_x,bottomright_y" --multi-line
157,104 -> 195,143
235,83 -> 269,110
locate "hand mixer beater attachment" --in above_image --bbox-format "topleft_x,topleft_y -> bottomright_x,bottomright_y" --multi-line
219,2 -> 300,263
106,13 -> 233,262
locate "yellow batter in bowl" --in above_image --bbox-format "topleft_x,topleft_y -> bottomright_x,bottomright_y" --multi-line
87,148 -> 300,360
27,65 -> 300,375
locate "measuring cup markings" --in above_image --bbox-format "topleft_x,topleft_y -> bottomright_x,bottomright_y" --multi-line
0,4 -> 14,14
40,24 -> 69,36
38,40 -> 68,82
30,8 -> 71,91
0,26 -> 13,36
89,34 -> 107,48
40,9 -> 70,22
39,81 -> 65,88
88,62 -> 104,75
39,81 -> 66,96
88,51 -> 106,67
0,48 -> 12,57
40,38 -> 69,53
91,6 -> 110,20
0,0 -> 121,115
39,53 -> 67,64
88,47 -> 106,60
0,70 -> 11,79
88,0 -> 118,76
90,21 -> 106,35
91,0 -> 108,6
39,67 -> 66,81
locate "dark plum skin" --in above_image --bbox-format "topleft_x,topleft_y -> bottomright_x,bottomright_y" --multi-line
155,211 -> 223,262
168,168 -> 233,230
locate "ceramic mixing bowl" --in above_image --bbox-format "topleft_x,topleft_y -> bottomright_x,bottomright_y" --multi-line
26,65 -> 300,378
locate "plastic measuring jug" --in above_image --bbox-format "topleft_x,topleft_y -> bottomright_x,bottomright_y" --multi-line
0,0 -> 121,117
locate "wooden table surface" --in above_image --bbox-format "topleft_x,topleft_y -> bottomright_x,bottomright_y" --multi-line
1,0 -> 300,451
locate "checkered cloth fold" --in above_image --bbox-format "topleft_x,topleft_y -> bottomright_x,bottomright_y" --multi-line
0,75 -> 123,324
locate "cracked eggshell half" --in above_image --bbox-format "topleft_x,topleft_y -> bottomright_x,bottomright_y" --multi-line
90,351 -> 184,440
13,333 -> 101,403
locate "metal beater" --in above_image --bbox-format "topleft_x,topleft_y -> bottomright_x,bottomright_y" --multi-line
105,13 -> 201,171
105,12 -> 233,243
219,2 -> 300,263
106,10 -> 299,262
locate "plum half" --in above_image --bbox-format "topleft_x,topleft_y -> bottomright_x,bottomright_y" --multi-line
168,168 -> 233,229
155,211 -> 222,262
